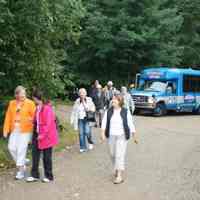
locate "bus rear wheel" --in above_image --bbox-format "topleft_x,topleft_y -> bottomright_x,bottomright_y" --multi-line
134,108 -> 140,115
194,106 -> 200,115
154,103 -> 167,116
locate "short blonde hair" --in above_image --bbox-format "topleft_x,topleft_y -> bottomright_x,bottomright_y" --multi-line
15,85 -> 26,96
79,88 -> 87,96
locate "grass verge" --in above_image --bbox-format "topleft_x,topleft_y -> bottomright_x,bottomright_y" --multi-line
0,100 -> 77,172
0,121 -> 78,172
54,121 -> 78,152
0,139 -> 15,170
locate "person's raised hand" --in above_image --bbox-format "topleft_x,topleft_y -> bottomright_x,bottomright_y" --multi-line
3,132 -> 8,139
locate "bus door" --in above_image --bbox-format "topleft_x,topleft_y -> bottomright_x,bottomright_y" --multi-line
165,81 -> 178,110
182,75 -> 196,112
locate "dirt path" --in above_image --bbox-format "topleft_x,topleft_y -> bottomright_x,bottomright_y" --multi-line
1,106 -> 200,200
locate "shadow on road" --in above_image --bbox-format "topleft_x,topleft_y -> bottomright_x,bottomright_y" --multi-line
135,111 -> 199,118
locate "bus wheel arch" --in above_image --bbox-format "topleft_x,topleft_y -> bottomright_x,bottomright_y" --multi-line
154,101 -> 167,116
194,105 -> 200,115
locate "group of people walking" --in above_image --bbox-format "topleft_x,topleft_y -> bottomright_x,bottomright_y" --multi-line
88,80 -> 135,127
71,80 -> 137,184
3,86 -> 58,182
3,81 -> 137,185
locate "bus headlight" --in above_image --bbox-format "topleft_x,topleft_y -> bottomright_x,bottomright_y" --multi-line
148,97 -> 155,104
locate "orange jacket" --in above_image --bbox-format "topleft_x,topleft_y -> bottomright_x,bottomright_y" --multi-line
3,98 -> 36,134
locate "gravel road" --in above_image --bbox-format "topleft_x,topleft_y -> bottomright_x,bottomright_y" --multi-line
1,106 -> 200,200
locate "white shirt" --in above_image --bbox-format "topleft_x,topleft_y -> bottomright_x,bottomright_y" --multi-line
101,108 -> 136,136
78,103 -> 86,119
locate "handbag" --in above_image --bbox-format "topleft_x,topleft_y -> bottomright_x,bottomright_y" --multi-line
81,98 -> 96,122
85,111 -> 96,122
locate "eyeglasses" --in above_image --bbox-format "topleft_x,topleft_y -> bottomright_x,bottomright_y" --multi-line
16,108 -> 21,113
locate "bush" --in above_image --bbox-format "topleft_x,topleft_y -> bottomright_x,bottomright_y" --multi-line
0,98 -> 78,171
0,103 -> 5,135
54,122 -> 78,152
0,121 -> 77,172
0,97 -> 11,137
0,139 -> 15,170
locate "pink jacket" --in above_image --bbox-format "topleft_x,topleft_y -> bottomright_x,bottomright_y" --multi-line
37,103 -> 58,150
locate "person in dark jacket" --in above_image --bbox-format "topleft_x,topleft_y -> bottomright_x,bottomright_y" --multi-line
89,80 -> 99,99
93,84 -> 105,127
104,81 -> 116,109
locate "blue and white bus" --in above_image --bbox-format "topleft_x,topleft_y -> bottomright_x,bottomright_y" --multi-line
130,67 -> 200,116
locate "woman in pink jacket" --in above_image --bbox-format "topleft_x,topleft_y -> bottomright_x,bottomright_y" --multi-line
26,89 -> 58,183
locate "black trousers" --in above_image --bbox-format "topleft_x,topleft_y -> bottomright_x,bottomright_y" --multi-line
31,136 -> 53,180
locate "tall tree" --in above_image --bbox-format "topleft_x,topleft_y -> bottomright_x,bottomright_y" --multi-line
64,0 -> 183,87
0,0 -> 85,96
177,0 -> 200,67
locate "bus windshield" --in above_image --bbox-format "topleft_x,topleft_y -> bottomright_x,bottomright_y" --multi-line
138,81 -> 167,92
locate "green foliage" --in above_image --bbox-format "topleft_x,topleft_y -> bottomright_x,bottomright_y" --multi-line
0,96 -> 11,135
0,99 -> 76,171
0,0 -> 85,97
0,139 -> 15,170
0,103 -> 5,132
0,0 -> 200,95
177,0 -> 200,67
54,122 -> 78,152
63,0 -> 184,87
0,121 -> 77,171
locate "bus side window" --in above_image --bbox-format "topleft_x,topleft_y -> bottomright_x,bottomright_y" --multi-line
183,75 -> 200,92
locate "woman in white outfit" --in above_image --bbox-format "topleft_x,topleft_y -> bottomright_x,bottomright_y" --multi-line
101,94 -> 138,184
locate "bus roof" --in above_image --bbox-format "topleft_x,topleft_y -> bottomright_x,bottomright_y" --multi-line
141,67 -> 200,80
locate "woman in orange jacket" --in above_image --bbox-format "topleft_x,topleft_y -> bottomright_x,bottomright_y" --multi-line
3,86 -> 36,180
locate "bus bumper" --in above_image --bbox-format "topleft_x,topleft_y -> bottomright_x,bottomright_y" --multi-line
135,103 -> 156,110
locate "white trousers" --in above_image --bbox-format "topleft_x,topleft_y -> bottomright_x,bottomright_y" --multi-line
108,135 -> 128,171
8,129 -> 32,167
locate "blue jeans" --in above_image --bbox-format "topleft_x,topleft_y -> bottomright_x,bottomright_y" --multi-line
78,119 -> 93,150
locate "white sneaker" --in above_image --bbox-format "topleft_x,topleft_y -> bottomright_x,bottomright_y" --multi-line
88,144 -> 94,150
15,171 -> 25,180
113,176 -> 124,184
42,178 -> 51,183
79,149 -> 86,153
26,176 -> 39,182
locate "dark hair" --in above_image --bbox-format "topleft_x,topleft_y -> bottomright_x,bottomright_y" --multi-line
32,89 -> 50,104
92,80 -> 99,85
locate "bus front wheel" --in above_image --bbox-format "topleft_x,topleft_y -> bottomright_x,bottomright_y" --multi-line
194,106 -> 200,115
154,103 -> 167,116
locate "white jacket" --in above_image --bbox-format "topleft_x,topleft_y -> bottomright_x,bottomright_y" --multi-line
123,93 -> 135,113
70,97 -> 95,130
